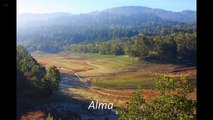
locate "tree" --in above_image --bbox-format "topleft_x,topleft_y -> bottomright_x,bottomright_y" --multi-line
111,43 -> 125,55
119,76 -> 196,120
152,76 -> 196,120
17,45 -> 30,65
157,37 -> 177,60
125,34 -> 149,59
32,65 -> 46,79
175,32 -> 196,61
119,87 -> 152,120
44,66 -> 61,92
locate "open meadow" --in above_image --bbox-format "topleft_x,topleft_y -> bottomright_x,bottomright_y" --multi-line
32,52 -> 196,108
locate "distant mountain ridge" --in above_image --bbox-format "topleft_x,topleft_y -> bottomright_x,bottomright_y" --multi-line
102,6 -> 195,21
18,6 -> 196,24
17,6 -> 196,53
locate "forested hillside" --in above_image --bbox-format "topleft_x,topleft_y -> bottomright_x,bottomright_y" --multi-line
17,45 -> 61,99
17,6 -> 196,53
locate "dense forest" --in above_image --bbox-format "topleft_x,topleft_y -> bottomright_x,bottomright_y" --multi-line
17,6 -> 196,53
17,45 -> 60,101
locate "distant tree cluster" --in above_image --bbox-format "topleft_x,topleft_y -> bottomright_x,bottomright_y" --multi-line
64,40 -> 125,56
119,76 -> 196,120
65,31 -> 196,63
17,45 -> 60,97
126,32 -> 196,62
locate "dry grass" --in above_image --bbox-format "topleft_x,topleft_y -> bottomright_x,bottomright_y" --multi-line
65,87 -> 196,108
32,52 -> 196,107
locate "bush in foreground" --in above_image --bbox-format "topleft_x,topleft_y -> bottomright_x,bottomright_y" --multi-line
119,76 -> 196,120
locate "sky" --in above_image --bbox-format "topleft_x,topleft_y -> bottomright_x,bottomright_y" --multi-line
17,0 -> 196,14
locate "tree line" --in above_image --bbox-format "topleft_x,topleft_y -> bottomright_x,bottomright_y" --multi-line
65,31 -> 196,63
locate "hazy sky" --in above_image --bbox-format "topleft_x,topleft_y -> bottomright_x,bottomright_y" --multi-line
17,0 -> 196,14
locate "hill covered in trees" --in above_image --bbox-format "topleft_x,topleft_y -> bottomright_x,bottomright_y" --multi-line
17,6 -> 196,53
17,45 -> 61,101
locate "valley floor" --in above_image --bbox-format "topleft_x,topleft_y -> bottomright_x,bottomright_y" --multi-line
20,52 -> 196,119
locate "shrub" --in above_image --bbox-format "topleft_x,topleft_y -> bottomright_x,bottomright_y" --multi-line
119,76 -> 196,120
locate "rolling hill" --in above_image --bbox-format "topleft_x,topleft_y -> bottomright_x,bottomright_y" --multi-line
17,6 -> 196,53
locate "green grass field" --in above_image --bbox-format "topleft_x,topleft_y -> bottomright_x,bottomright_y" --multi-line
93,78 -> 154,89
